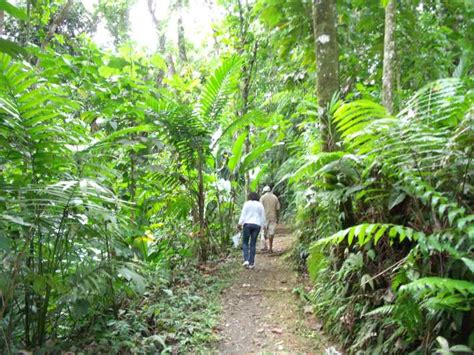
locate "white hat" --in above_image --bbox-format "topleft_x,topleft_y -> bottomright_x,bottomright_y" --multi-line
262,185 -> 271,192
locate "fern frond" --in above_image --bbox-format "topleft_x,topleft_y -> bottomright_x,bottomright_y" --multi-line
148,97 -> 209,164
364,305 -> 395,317
400,172 -> 472,235
286,151 -> 347,183
335,79 -> 470,175
0,53 -> 82,176
227,132 -> 247,174
400,277 -> 474,296
333,99 -> 388,138
198,56 -> 241,121
399,78 -> 468,127
399,277 -> 474,311
312,223 -> 421,248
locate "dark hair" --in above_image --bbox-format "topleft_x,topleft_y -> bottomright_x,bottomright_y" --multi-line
247,192 -> 259,201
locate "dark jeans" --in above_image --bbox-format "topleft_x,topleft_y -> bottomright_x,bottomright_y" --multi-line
242,223 -> 261,265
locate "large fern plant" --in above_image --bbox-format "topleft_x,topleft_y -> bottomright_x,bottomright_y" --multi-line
146,56 -> 241,260
304,78 -> 473,352
0,53 -> 143,348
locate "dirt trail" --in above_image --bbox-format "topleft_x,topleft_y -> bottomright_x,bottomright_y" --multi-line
216,225 -> 335,354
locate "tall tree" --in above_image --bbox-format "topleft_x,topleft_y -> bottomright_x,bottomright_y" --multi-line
0,10 -> 4,35
147,0 -> 166,53
312,0 -> 339,152
382,0 -> 396,114
176,0 -> 187,62
147,0 -> 172,83
96,0 -> 132,46
40,0 -> 73,50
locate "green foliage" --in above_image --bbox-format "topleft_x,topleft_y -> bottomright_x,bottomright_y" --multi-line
400,277 -> 474,311
0,40 -> 243,351
299,77 -> 473,353
313,223 -> 420,247
199,56 -> 241,121
0,38 -> 26,57
68,263 -> 235,353
1,0 -> 474,353
0,1 -> 27,57
228,131 -> 247,173
95,0 -> 134,45
306,245 -> 328,283
0,0 -> 27,20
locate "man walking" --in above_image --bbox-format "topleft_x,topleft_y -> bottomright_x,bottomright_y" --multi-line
260,186 -> 281,253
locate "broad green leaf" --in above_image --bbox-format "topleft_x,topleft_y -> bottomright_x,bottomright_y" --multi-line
150,54 -> 167,71
98,66 -> 121,78
228,132 -> 247,173
0,39 -> 26,57
374,226 -> 387,244
118,267 -> 145,294
0,0 -> 27,20
0,214 -> 32,226
388,191 -> 406,210
461,258 -> 474,273
240,142 -> 274,172
0,234 -> 11,251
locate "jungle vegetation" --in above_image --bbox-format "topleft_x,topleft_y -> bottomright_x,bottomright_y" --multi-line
0,0 -> 472,353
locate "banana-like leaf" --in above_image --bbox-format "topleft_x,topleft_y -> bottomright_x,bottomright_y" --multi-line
0,39 -> 26,57
0,0 -> 27,20
240,141 -> 275,172
228,132 -> 248,174
216,110 -> 268,146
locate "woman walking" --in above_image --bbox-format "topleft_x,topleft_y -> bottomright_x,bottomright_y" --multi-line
237,192 -> 266,269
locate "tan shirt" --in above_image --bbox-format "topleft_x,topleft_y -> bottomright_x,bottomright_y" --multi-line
260,192 -> 281,222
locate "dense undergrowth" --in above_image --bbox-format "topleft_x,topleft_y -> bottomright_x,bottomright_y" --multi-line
1,0 -> 473,353
67,260 -> 235,354
288,79 -> 473,354
0,43 -> 246,352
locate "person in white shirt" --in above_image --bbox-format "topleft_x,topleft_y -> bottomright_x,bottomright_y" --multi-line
237,192 -> 266,269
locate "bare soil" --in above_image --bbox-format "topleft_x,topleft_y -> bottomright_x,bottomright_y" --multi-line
215,225 -> 336,354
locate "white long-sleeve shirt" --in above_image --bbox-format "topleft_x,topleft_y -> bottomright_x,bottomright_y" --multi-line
238,200 -> 266,227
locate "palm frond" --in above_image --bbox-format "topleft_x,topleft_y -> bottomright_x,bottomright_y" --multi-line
400,277 -> 474,311
312,223 -> 421,248
227,131 -> 247,174
198,56 -> 241,121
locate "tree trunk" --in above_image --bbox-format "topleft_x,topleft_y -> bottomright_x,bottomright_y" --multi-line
167,54 -> 176,76
147,0 -> 168,84
147,0 -> 167,53
382,0 -> 396,114
129,152 -> 136,222
241,41 -> 258,194
0,11 -> 4,36
237,1 -> 257,193
312,0 -> 339,152
197,151 -> 208,261
177,16 -> 187,62
41,0 -> 73,49
35,0 -> 73,66
175,0 -> 187,62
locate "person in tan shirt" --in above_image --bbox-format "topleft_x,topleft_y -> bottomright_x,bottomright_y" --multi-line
260,185 -> 281,253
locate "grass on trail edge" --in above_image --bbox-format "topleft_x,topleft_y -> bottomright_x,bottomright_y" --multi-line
64,258 -> 238,354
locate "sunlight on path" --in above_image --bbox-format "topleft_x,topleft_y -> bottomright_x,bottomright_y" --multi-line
216,226 -> 335,354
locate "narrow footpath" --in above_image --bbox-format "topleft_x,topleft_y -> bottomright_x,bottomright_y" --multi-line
216,225 -> 338,354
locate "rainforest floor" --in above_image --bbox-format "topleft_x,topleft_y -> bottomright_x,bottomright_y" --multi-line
214,225 -> 339,354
